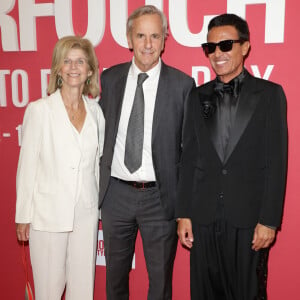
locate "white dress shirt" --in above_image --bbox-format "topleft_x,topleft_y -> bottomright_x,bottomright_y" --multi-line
111,58 -> 161,181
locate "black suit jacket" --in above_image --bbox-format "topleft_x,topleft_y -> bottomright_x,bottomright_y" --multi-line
99,61 -> 195,219
176,70 -> 288,228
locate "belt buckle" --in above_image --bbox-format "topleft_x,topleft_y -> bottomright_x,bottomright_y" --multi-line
133,182 -> 145,189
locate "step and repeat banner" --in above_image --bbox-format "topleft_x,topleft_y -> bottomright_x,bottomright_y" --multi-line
1,0 -> 299,299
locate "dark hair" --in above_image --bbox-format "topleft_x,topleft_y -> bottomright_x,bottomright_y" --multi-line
208,13 -> 250,41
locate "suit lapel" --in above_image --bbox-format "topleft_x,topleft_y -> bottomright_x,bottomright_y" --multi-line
152,63 -> 169,140
50,90 -> 75,131
47,90 -> 79,148
111,67 -> 130,141
202,95 -> 224,162
223,74 -> 260,164
50,90 -> 71,126
198,84 -> 224,162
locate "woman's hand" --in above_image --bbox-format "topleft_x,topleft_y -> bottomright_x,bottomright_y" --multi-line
16,223 -> 30,241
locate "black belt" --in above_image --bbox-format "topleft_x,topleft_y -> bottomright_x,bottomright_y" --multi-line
112,177 -> 156,189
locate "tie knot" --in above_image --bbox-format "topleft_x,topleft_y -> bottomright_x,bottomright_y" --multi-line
137,73 -> 148,86
214,78 -> 239,98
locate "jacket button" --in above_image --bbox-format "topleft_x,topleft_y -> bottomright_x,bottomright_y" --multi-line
222,169 -> 228,175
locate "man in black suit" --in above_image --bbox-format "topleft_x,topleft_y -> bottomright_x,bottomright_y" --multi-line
99,5 -> 195,300
176,14 -> 287,300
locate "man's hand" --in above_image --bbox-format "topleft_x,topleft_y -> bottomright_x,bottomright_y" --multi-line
177,218 -> 194,249
252,223 -> 276,251
16,223 -> 30,242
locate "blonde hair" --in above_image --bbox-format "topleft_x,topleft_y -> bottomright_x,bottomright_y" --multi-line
47,36 -> 99,97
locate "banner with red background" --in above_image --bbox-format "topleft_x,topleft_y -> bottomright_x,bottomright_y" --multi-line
1,0 -> 299,299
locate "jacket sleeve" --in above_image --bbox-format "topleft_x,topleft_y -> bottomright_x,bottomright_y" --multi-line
15,101 -> 44,223
97,103 -> 105,158
259,85 -> 288,227
175,90 -> 199,218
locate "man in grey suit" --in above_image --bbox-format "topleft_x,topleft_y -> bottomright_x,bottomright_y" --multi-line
99,5 -> 195,300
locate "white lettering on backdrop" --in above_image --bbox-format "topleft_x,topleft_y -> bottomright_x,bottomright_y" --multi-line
0,65 -> 274,110
0,0 -> 286,51
0,69 -> 28,107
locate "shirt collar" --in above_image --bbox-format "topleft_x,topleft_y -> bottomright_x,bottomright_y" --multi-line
130,57 -> 161,81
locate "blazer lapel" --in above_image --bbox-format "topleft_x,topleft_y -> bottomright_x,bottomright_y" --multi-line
199,84 -> 224,162
152,63 -> 169,139
111,69 -> 130,141
47,90 -> 80,149
50,90 -> 71,126
223,74 -> 260,164
204,100 -> 225,162
50,90 -> 76,132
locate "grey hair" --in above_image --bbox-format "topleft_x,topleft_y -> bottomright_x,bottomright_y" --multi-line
127,5 -> 168,39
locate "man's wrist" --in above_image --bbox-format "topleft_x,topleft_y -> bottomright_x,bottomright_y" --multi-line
176,217 -> 191,222
264,224 -> 277,230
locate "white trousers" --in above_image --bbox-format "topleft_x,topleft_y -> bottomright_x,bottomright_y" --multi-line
29,201 -> 99,300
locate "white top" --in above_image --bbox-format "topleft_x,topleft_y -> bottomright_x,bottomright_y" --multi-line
111,58 -> 161,181
70,102 -> 99,208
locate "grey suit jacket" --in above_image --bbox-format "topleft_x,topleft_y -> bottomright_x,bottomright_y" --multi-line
99,61 -> 195,219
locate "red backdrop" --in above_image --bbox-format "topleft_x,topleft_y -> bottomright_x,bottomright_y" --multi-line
1,0 -> 299,299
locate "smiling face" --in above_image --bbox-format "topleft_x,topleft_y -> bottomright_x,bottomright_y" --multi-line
207,25 -> 250,83
127,13 -> 165,72
58,48 -> 92,91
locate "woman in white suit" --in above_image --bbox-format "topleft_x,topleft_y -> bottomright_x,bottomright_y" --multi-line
15,36 -> 105,300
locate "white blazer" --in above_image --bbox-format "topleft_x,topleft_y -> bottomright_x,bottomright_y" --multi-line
15,90 -> 105,232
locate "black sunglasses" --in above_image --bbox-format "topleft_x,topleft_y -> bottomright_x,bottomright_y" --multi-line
201,39 -> 243,56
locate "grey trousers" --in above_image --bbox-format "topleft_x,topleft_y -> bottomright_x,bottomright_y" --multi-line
101,177 -> 178,300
